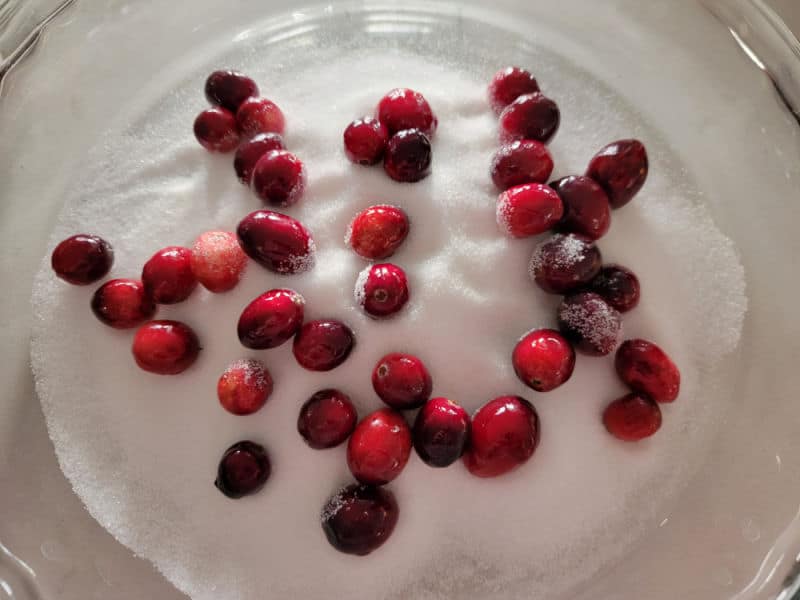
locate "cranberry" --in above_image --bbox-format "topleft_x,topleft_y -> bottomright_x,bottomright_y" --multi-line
550,175 -> 611,241
51,234 -> 113,285
376,88 -> 437,136
589,265 -> 640,312
346,205 -> 410,260
141,246 -> 197,304
463,396 -> 539,478
297,389 -> 358,449
615,339 -> 680,403
236,97 -> 285,138
321,484 -> 398,556
193,107 -> 240,153
343,117 -> 389,165
557,292 -> 622,356
251,150 -> 306,208
603,393 -> 662,441
237,288 -> 305,349
190,230 -> 248,293
529,233 -> 602,294
488,66 -> 540,115
355,263 -> 409,318
204,70 -> 258,112
293,319 -> 355,371
496,183 -> 564,238
91,279 -> 156,329
372,352 -> 432,410
412,397 -> 470,468
215,440 -> 270,499
217,359 -> 273,415
347,408 -> 412,485
499,93 -> 560,144
233,133 -> 285,184
236,210 -> 315,274
383,129 -> 432,183
586,139 -> 648,209
512,328 -> 576,392
131,320 -> 200,375
491,140 -> 554,190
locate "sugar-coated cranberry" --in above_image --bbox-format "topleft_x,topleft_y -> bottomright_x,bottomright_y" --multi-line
347,408 -> 412,485
346,205 -> 410,260
557,292 -> 622,356
372,352 -> 432,410
321,484 -> 398,556
237,288 -> 305,349
233,133 -> 285,184
496,183 -> 563,238
236,97 -> 285,138
615,339 -> 680,403
512,328 -> 575,392
355,263 -> 409,318
297,389 -> 358,449
190,230 -> 248,293
343,117 -> 389,165
550,175 -> 611,241
51,234 -> 113,285
131,320 -> 200,375
194,107 -> 240,153
383,129 -> 432,183
488,66 -> 540,115
586,139 -> 648,209
141,246 -> 197,304
236,210 -> 315,274
293,319 -> 355,372
377,88 -> 437,136
603,393 -> 662,441
413,397 -> 470,468
91,279 -> 156,329
499,93 -> 560,144
215,440 -> 270,499
217,359 -> 273,415
589,264 -> 641,312
529,233 -> 602,294
204,70 -> 258,112
491,140 -> 554,190
251,150 -> 306,208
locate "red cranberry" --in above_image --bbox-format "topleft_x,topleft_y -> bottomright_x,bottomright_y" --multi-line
297,389 -> 358,449
463,396 -> 539,478
372,352 -> 432,410
347,408 -> 411,485
293,319 -> 355,372
497,183 -> 564,238
233,133 -> 284,184
557,292 -> 622,356
550,175 -> 611,241
217,359 -> 273,415
383,129 -> 432,183
413,397 -> 470,468
499,93 -> 560,144
131,320 -> 200,375
321,484 -> 398,556
488,66 -> 540,115
236,97 -> 285,138
512,328 -> 575,392
190,230 -> 248,293
141,246 -> 197,304
204,70 -> 258,112
215,440 -> 270,499
236,210 -> 315,274
355,263 -> 409,318
51,234 -> 113,285
343,117 -> 389,165
237,288 -> 305,349
491,140 -> 554,190
347,205 -> 410,260
529,233 -> 602,294
376,88 -> 437,136
91,279 -> 156,329
589,265 -> 641,312
615,339 -> 680,403
251,150 -> 306,208
193,107 -> 240,153
586,139 -> 648,209
603,393 -> 662,441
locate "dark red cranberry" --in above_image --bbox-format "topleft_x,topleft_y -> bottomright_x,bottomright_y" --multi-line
355,263 -> 409,318
413,397 -> 470,468
615,339 -> 680,403
512,328 -> 575,392
383,129 -> 432,183
372,352 -> 432,410
586,139 -> 648,209
190,230 -> 248,293
488,66 -> 540,115
463,396 -> 539,478
293,319 -> 355,371
236,210 -> 315,274
204,70 -> 258,112
347,205 -> 410,260
131,320 -> 200,375
497,183 -> 564,238
193,107 -> 240,153
233,133 -> 285,184
91,279 -> 156,329
557,292 -> 622,356
491,140 -> 554,190
297,389 -> 358,449
51,234 -> 113,285
321,484 -> 398,556
251,150 -> 306,208
347,408 -> 411,485
603,393 -> 662,441
237,288 -> 305,349
529,233 -> 602,294
550,175 -> 611,241
236,97 -> 285,138
589,265 -> 641,312
215,440 -> 270,499
376,88 -> 437,136
217,359 -> 273,415
499,93 -> 560,144
141,246 -> 197,304
343,117 -> 389,165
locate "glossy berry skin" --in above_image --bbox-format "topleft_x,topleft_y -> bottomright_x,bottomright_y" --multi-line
413,397 -> 470,468
141,246 -> 197,304
251,150 -> 306,208
51,234 -> 113,285
217,359 -> 273,415
347,408 -> 412,485
557,292 -> 622,356
499,93 -> 560,144
377,88 -> 437,137
586,139 -> 648,209
237,288 -> 305,350
346,205 -> 410,260
292,319 -> 355,372
529,233 -> 602,294
372,352 -> 432,410
236,210 -> 315,274
131,320 -> 200,375
491,140 -> 554,190
297,389 -> 358,449
190,231 -> 248,293
233,132 -> 285,184
496,183 -> 564,238
603,393 -> 662,441
355,263 -> 409,318
488,66 -> 540,115
204,70 -> 258,112
194,107 -> 240,153
550,175 -> 612,241
615,339 -> 680,403
589,265 -> 641,312
214,440 -> 270,499
383,129 -> 432,183
512,328 -> 576,392
91,279 -> 156,329
463,396 -> 539,478
321,484 -> 398,556
236,97 -> 285,138
343,117 -> 389,165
